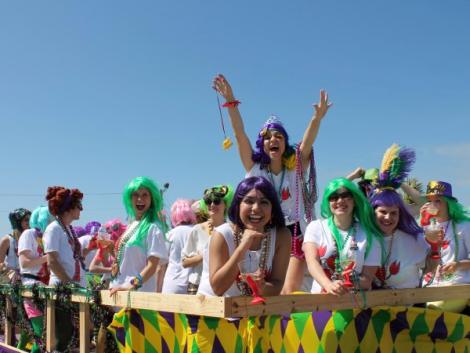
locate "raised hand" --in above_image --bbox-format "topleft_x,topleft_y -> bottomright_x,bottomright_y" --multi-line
313,90 -> 333,120
213,74 -> 236,102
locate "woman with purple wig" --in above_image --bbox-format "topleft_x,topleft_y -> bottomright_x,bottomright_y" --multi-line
369,144 -> 437,289
197,176 -> 291,297
213,74 -> 332,294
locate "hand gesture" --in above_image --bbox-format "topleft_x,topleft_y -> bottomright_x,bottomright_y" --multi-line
213,74 -> 236,102
239,229 -> 266,251
313,90 -> 332,120
440,261 -> 459,275
324,279 -> 348,296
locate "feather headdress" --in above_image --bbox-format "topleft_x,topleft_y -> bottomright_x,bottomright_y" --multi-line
377,144 -> 416,190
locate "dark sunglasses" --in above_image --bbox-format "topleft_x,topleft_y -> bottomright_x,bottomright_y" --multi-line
204,197 -> 222,206
328,191 -> 353,202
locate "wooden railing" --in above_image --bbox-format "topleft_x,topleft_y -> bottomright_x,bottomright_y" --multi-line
1,284 -> 470,353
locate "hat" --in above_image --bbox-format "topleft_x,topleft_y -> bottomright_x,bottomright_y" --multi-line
363,168 -> 379,182
426,181 -> 456,200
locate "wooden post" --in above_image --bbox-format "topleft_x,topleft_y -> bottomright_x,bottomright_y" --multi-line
46,299 -> 55,352
4,299 -> 13,346
79,302 -> 90,353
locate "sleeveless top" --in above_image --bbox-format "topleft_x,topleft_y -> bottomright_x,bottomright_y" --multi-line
197,223 -> 277,297
4,234 -> 19,270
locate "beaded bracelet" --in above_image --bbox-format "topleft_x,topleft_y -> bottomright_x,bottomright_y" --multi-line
131,274 -> 143,290
222,100 -> 241,108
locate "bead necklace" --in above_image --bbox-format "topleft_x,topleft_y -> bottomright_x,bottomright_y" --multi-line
327,217 -> 357,276
234,225 -> 271,296
111,222 -> 139,279
56,218 -> 86,280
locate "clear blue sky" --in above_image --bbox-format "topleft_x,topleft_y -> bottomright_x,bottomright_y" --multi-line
0,1 -> 469,234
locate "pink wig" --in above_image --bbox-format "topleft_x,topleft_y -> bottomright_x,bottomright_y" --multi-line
104,218 -> 127,242
170,199 -> 197,227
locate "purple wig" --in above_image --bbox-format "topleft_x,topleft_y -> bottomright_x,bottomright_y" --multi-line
73,226 -> 87,237
369,189 -> 422,236
85,221 -> 101,235
228,176 -> 286,229
252,116 -> 295,168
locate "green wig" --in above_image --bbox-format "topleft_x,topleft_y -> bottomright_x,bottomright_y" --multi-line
199,184 -> 234,217
321,178 -> 384,259
445,197 -> 470,224
123,176 -> 168,249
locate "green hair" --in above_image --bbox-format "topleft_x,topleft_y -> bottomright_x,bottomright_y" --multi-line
123,176 -> 168,249
199,184 -> 234,216
321,178 -> 384,259
445,197 -> 470,224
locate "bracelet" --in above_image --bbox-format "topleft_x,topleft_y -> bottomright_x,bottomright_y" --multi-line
131,274 -> 143,290
222,100 -> 241,108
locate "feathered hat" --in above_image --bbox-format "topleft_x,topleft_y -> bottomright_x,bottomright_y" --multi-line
376,144 -> 416,191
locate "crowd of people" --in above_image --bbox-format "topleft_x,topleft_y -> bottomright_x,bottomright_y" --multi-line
0,74 -> 469,352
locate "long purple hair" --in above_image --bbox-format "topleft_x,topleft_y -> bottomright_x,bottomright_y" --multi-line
228,176 -> 286,229
252,120 -> 295,169
369,189 -> 422,236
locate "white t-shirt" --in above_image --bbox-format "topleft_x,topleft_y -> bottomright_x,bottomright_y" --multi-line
78,235 -> 97,270
197,223 -> 277,297
182,223 -> 211,285
247,163 -> 313,232
18,229 -> 45,286
303,218 -> 381,293
161,224 -> 192,294
109,221 -> 169,292
43,221 -> 85,287
3,234 -> 19,270
423,220 -> 470,286
377,230 -> 429,289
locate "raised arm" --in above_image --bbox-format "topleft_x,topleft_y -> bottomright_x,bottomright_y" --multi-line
299,90 -> 332,169
213,74 -> 254,172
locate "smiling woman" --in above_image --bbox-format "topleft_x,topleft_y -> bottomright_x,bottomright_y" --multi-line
109,176 -> 169,294
303,178 -> 382,295
197,176 -> 291,297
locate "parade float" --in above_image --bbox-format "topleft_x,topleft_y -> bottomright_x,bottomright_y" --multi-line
0,284 -> 469,353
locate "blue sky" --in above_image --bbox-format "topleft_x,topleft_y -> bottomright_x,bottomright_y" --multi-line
0,1 -> 469,234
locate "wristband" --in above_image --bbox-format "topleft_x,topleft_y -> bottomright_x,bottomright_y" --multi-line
222,100 -> 241,108
131,274 -> 143,290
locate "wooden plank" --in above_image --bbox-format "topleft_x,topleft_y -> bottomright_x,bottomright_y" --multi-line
226,284 -> 470,317
45,299 -> 55,352
4,299 -> 12,346
99,291 -> 228,318
0,342 -> 28,352
79,303 -> 90,353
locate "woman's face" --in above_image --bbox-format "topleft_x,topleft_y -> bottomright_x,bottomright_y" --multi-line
132,187 -> 152,220
263,129 -> 286,161
239,188 -> 273,231
20,215 -> 31,231
204,193 -> 226,219
375,205 -> 399,236
427,195 -> 449,219
328,188 -> 354,218
71,201 -> 83,221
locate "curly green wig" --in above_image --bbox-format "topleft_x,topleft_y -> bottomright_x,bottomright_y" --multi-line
445,197 -> 470,224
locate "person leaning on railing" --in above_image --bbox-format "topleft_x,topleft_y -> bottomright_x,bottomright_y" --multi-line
18,206 -> 52,353
43,186 -> 85,353
197,176 -> 291,297
421,181 -> 470,313
303,178 -> 382,295
109,176 -> 169,295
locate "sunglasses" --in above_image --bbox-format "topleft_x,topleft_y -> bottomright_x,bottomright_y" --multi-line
204,197 -> 222,206
328,191 -> 353,202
